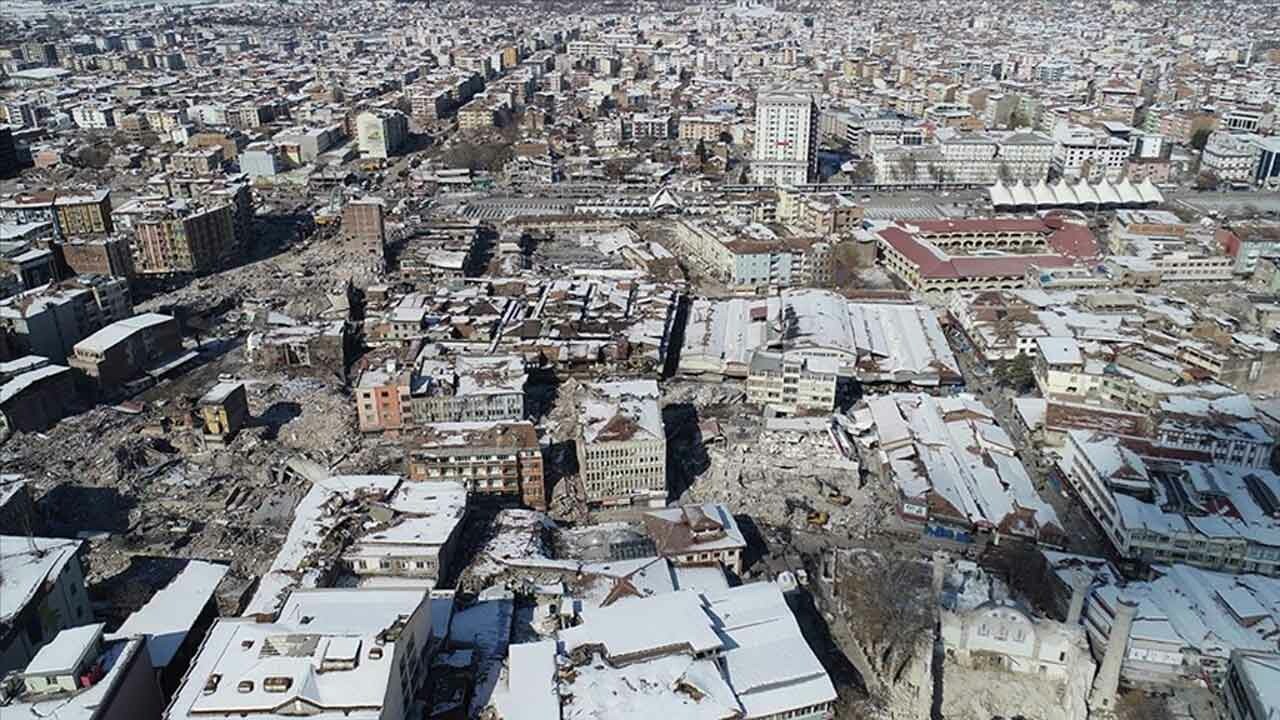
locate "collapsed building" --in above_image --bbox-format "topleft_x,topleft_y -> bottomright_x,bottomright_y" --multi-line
680,289 -> 961,388
246,319 -> 355,378
849,393 -> 1064,545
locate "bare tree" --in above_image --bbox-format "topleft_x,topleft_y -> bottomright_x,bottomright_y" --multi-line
894,156 -> 919,183
836,553 -> 935,684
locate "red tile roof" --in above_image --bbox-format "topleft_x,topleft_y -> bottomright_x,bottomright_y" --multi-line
880,224 -> 1081,280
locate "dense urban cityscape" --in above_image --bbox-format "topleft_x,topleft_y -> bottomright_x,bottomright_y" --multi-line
0,0 -> 1278,718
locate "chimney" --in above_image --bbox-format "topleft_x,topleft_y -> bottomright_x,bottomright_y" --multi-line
1089,595 -> 1139,714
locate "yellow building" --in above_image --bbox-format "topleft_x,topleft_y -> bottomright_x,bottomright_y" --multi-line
198,380 -> 249,447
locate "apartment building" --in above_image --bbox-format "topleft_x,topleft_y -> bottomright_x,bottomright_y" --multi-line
0,355 -> 78,435
574,379 -> 666,507
164,588 -> 434,720
678,115 -> 728,143
404,421 -> 545,509
131,199 -> 236,275
238,142 -> 284,178
342,198 -> 386,264
344,480 -> 468,583
68,312 -> 181,387
356,109 -> 409,159
0,276 -> 133,360
746,350 -> 839,415
52,189 -> 113,236
0,536 -> 91,674
751,89 -> 818,186
1053,130 -> 1129,181
356,353 -> 525,435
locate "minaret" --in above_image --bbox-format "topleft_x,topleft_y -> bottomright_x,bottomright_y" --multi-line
1089,596 -> 1139,715
1066,570 -> 1092,625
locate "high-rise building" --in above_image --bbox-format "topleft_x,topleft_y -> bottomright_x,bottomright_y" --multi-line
751,89 -> 819,186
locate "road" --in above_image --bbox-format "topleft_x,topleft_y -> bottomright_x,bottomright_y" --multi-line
943,325 -> 1110,557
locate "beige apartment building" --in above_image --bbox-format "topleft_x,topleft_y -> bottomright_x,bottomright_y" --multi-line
746,351 -> 839,415
575,379 -> 666,507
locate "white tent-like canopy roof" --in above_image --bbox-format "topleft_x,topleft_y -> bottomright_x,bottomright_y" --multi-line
1009,181 -> 1036,206
1031,180 -> 1057,207
1094,179 -> 1122,205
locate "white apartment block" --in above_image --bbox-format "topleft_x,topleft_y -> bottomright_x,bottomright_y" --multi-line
672,217 -> 834,290
165,588 -> 434,720
751,90 -> 818,186
1202,131 -> 1262,184
746,350 -> 839,415
70,103 -> 117,129
873,131 -> 1054,185
1053,131 -> 1129,182
575,379 -> 667,507
1063,431 -> 1280,577
356,109 -> 409,159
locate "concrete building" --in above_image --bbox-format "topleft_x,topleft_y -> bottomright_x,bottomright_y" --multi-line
746,350 -> 839,415
751,89 -> 818,186
356,110 -> 409,159
168,147 -> 224,176
164,588 -> 435,720
68,313 -> 182,387
1223,651 -> 1280,720
642,503 -> 746,575
356,353 -> 526,435
58,236 -> 134,278
1218,221 -> 1280,275
111,559 -> 228,697
0,536 -> 91,674
0,355 -> 78,436
274,125 -> 342,165
1053,130 -> 1129,181
344,480 -> 467,585
574,379 -> 666,508
0,276 -> 133,361
237,143 -> 284,178
53,189 -> 113,236
404,421 -> 545,510
1202,131 -> 1262,185
342,198 -> 386,266
0,125 -> 17,178
246,321 -> 353,377
1063,430 -> 1279,576
197,381 -> 248,448
131,199 -> 236,275
2,627 -> 164,720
